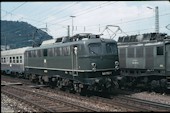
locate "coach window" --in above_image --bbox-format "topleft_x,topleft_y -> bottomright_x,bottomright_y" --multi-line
4,58 -> 6,63
13,57 -> 15,63
157,46 -> 163,55
16,56 -> 19,63
1,58 -> 3,63
20,56 -> 22,63
10,57 -> 12,63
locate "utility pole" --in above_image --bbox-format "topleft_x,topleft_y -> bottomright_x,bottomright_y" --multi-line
68,25 -> 70,37
70,16 -> 76,36
4,34 -> 7,50
32,30 -> 36,47
155,6 -> 159,33
99,24 -> 100,32
147,6 -> 159,33
46,23 -> 48,32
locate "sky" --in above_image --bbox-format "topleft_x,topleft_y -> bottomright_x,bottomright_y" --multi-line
1,1 -> 170,41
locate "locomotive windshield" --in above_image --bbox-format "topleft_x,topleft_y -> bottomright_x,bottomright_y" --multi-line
106,43 -> 118,55
88,43 -> 101,55
88,43 -> 118,55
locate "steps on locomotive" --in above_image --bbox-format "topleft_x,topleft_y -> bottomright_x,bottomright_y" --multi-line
167,77 -> 170,89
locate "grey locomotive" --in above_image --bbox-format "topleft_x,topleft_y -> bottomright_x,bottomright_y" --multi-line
24,33 -> 120,93
117,33 -> 170,91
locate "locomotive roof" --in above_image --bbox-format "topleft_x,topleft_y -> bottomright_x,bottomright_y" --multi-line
118,40 -> 170,48
118,32 -> 169,43
26,38 -> 116,51
41,38 -> 58,46
1,47 -> 32,56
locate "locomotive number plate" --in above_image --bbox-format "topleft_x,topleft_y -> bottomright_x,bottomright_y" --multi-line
102,71 -> 112,75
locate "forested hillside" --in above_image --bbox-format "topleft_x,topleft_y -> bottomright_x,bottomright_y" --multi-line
1,20 -> 53,49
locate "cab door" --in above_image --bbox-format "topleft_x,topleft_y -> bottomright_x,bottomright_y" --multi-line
71,45 -> 78,76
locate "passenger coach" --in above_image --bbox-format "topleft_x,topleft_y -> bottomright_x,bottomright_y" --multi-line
1,47 -> 31,76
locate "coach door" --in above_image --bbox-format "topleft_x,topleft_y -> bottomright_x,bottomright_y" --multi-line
165,43 -> 170,75
71,45 -> 78,76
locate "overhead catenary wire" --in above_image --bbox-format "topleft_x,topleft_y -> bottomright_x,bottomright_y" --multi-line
2,2 -> 168,30
1,12 -> 169,36
46,2 -> 110,23
52,12 -> 170,32
36,1 -> 114,27
1,2 -> 169,38
2,2 -> 27,18
32,2 -> 79,25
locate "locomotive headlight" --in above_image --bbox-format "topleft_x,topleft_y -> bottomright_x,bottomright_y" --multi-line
115,66 -> 119,70
115,61 -> 119,66
91,63 -> 96,68
115,61 -> 119,70
91,63 -> 96,71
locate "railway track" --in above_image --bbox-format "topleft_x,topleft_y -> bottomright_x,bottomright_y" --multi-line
92,95 -> 170,112
2,75 -> 170,112
42,87 -> 170,111
1,85 -> 99,112
119,95 -> 170,111
1,75 -> 34,85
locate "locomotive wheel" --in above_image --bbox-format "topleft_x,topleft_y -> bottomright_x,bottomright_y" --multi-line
150,80 -> 160,91
57,79 -> 65,91
74,84 -> 82,94
38,76 -> 44,85
159,79 -> 167,92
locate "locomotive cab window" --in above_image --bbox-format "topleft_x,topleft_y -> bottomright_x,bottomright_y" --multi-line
88,43 -> 101,55
106,43 -> 118,55
157,46 -> 164,55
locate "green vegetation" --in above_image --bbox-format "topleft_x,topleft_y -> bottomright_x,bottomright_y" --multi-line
1,20 -> 52,49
